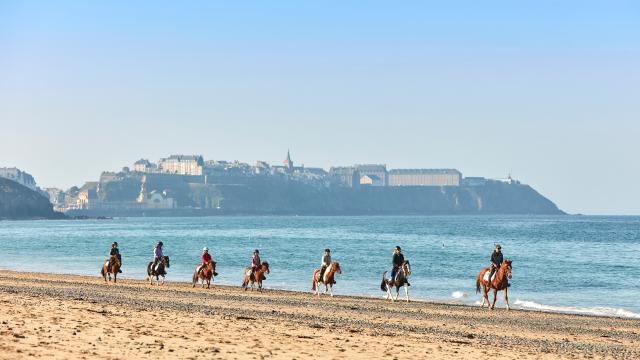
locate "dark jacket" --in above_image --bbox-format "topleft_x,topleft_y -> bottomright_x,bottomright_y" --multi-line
392,253 -> 405,268
490,251 -> 503,267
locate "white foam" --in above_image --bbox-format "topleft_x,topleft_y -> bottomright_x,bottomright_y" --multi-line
514,299 -> 640,319
451,291 -> 468,299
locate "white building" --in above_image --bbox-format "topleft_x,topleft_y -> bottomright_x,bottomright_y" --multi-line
0,167 -> 38,191
158,155 -> 204,176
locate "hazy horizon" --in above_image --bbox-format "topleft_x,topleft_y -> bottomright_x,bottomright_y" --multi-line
1,2 -> 639,215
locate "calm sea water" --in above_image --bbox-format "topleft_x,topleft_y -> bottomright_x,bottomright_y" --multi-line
0,216 -> 638,318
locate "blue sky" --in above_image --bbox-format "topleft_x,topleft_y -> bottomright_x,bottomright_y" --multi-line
1,1 -> 639,214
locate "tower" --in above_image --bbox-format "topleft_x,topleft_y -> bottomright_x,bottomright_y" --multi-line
284,149 -> 294,172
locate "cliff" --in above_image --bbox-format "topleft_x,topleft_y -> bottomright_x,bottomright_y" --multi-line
65,176 -> 564,217
215,180 -> 564,215
0,178 -> 65,219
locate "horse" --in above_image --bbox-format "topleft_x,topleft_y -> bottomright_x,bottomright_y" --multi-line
311,262 -> 342,297
241,261 -> 270,292
192,260 -> 217,289
380,260 -> 412,302
476,259 -> 512,310
147,256 -> 170,286
100,255 -> 121,283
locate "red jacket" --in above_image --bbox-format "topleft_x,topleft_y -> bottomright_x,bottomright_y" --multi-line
201,252 -> 212,264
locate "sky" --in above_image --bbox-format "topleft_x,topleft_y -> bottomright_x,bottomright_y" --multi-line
1,1 -> 639,215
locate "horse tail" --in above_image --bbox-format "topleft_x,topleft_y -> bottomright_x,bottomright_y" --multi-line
475,271 -> 483,294
380,272 -> 387,291
311,273 -> 316,291
100,266 -> 105,276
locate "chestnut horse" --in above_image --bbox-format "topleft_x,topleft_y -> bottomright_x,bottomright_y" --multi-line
311,262 -> 342,297
380,260 -> 411,302
476,259 -> 512,310
241,262 -> 270,291
147,256 -> 170,286
100,255 -> 121,283
192,260 -> 217,289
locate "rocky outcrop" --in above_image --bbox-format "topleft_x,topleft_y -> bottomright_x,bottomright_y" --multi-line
0,178 -> 65,219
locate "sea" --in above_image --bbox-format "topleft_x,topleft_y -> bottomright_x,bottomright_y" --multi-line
0,215 -> 638,319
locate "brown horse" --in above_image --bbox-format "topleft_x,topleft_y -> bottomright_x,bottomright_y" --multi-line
101,255 -> 121,283
241,261 -> 270,292
476,259 -> 512,310
192,260 -> 217,289
311,262 -> 342,297
381,260 -> 411,302
147,256 -> 170,286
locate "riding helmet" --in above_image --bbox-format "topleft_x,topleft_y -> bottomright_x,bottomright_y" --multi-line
158,241 -> 164,246
203,247 -> 209,252
395,246 -> 401,251
324,248 -> 330,252
254,249 -> 259,253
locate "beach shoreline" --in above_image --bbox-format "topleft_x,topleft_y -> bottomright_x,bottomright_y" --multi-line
1,270 -> 638,359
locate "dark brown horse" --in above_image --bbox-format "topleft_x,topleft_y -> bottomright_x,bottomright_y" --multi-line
192,260 -> 217,289
147,256 -> 170,286
311,262 -> 342,297
241,261 -> 270,292
101,255 -> 121,283
476,259 -> 512,310
381,260 -> 411,302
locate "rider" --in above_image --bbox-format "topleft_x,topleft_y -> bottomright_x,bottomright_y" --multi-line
319,248 -> 333,284
109,242 -> 122,273
152,241 -> 164,273
197,247 -> 217,276
250,249 -> 261,279
391,246 -> 404,281
488,244 -> 503,283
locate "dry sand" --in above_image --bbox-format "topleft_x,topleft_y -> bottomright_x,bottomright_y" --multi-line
0,270 -> 638,359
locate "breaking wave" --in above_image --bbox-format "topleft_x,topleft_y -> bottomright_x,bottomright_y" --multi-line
514,299 -> 640,319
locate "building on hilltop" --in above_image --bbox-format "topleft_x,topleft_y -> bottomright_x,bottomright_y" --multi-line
273,150 -> 304,174
158,155 -> 204,176
355,164 -> 388,186
329,167 -> 360,188
0,167 -> 39,192
360,174 -> 384,186
388,169 -> 462,186
133,159 -> 157,173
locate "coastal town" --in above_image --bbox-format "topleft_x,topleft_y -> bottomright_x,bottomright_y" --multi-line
1,151 -> 521,216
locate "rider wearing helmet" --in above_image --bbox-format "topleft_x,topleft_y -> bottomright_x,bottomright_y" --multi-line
319,248 -> 332,283
152,241 -> 164,272
109,242 -> 122,273
488,244 -> 503,282
391,246 -> 404,281
197,247 -> 216,276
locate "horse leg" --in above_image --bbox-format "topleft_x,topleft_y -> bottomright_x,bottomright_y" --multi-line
316,281 -> 320,297
161,275 -> 165,286
483,286 -> 490,309
504,287 -> 510,310
491,289 -> 497,310
113,273 -> 116,284
394,286 -> 400,302
385,283 -> 392,301
329,284 -> 333,297
404,284 -> 409,303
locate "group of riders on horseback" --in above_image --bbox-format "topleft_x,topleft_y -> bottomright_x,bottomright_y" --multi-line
101,240 -> 512,308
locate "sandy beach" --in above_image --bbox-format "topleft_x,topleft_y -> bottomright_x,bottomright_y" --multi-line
0,270 -> 638,359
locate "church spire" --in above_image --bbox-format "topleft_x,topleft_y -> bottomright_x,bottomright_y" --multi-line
284,149 -> 293,171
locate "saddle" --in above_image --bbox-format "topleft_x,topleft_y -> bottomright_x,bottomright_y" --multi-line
483,271 -> 497,282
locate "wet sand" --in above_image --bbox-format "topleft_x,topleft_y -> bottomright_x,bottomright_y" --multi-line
0,270 -> 638,359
